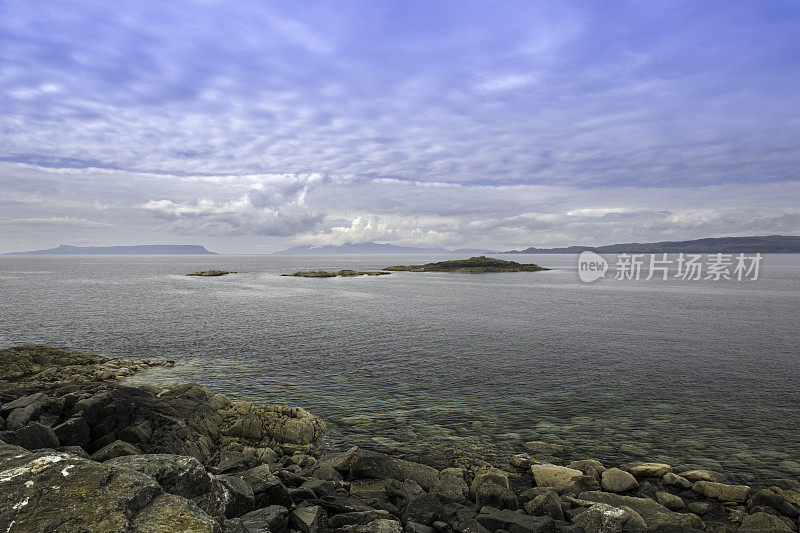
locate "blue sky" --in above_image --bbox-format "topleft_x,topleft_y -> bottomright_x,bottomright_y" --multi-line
1,0 -> 799,252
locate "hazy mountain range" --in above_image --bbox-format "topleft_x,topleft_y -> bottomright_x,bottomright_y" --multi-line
274,242 -> 500,254
4,244 -> 216,255
503,235 -> 800,254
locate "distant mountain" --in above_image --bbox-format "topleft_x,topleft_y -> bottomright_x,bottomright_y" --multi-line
5,244 -> 217,255
275,242 -> 449,254
448,248 -> 500,254
504,235 -> 800,254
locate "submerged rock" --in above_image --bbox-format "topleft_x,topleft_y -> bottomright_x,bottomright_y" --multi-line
282,270 -> 390,278
187,270 -> 236,277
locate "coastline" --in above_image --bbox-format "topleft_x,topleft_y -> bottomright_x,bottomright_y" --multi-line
1,346 -> 798,532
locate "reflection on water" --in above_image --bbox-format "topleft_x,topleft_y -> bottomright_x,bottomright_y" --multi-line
1,253 -> 799,487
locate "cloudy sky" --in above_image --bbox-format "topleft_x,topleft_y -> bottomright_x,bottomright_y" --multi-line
1,1 -> 799,253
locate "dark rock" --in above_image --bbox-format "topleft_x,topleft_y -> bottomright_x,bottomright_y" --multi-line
655,491 -> 685,511
327,510 -> 395,529
678,469 -> 727,483
318,494 -> 382,514
57,445 -> 90,458
16,421 -> 60,450
0,392 -> 48,416
402,493 -> 448,526
475,507 -> 557,532
237,465 -> 293,508
0,430 -> 18,445
0,414 -> 4,431
6,403 -> 41,430
238,505 -> 289,533
312,464 -> 344,481
53,416 -> 91,447
90,439 -> 142,461
290,505 -> 326,533
385,478 -> 424,508
524,491 -> 564,521
662,472 -> 693,490
747,486 -> 800,518
218,474 -> 256,518
289,484 -> 318,501
73,391 -> 113,425
214,450 -> 263,474
474,480 -> 519,510
300,478 -> 339,498
119,420 -> 154,445
347,449 -> 440,490
106,454 -> 213,499
738,511 -> 794,531
91,430 -> 118,452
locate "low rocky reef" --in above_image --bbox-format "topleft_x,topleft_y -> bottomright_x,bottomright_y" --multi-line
383,256 -> 549,273
188,270 -> 237,277
1,346 -> 799,533
283,270 -> 391,278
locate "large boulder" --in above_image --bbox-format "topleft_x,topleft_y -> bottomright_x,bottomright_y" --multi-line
628,462 -> 672,477
572,503 -> 629,533
470,467 -> 517,509
15,422 -> 60,450
531,464 -> 584,493
237,505 -> 289,533
691,480 -> 750,503
524,490 -> 564,521
0,442 -> 217,531
578,491 -> 705,530
53,417 -> 91,447
739,511 -> 794,532
747,486 -> 800,519
345,449 -> 440,490
105,454 -> 214,499
431,467 -> 469,502
601,468 -> 639,493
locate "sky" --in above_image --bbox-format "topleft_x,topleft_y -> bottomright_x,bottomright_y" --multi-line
1,0 -> 799,253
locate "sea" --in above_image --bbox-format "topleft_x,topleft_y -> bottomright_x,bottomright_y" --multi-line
1,253 -> 798,488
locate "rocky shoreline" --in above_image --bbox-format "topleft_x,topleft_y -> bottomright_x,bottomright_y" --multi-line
1,346 -> 798,532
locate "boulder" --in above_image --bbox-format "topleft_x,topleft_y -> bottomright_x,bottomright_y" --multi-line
510,453 -> 532,469
473,480 -> 518,510
524,490 -> 564,521
578,491 -> 705,530
129,493 -> 220,533
432,467 -> 469,502
691,481 -> 750,503
679,469 -> 727,483
601,468 -> 639,493
312,464 -> 343,481
6,404 -> 41,431
213,451 -> 262,474
568,459 -> 606,478
217,475 -> 255,518
747,486 -> 800,519
0,392 -> 48,416
15,421 -> 60,450
119,420 -> 154,445
655,491 -> 685,511
662,472 -> 693,490
475,507 -> 556,532
0,441 -> 219,531
341,518 -> 403,533
402,493 -> 448,526
572,503 -> 628,533
53,417 -> 91,447
105,454 -> 213,499
238,505 -> 289,533
531,464 -> 584,493
327,510 -> 395,529
687,501 -> 709,515
90,439 -> 142,462
289,505 -> 326,533
239,467 -> 292,508
738,511 -> 794,532
347,449 -> 440,490
628,463 -> 672,477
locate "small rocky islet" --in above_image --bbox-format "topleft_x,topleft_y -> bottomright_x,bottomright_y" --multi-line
1,346 -> 798,532
283,270 -> 391,278
382,256 -> 548,273
188,270 -> 237,277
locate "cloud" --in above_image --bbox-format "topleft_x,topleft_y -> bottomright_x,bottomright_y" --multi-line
0,216 -> 112,228
141,179 -> 323,236
296,215 -> 459,246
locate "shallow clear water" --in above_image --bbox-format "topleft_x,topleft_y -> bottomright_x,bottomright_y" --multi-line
1,254 -> 798,487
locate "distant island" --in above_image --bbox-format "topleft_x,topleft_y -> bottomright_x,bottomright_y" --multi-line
282,269 -> 390,278
504,235 -> 800,254
383,256 -> 548,273
187,270 -> 235,276
4,244 -> 217,255
274,242 -> 499,255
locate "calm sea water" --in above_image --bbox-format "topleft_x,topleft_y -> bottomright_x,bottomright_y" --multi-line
1,254 -> 798,487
